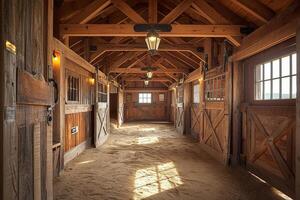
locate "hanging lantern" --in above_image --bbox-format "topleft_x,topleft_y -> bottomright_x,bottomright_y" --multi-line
146,71 -> 153,79
145,31 -> 161,54
144,80 -> 149,86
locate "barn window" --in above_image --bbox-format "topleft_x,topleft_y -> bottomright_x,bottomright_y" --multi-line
98,82 -> 107,102
204,74 -> 225,101
139,93 -> 152,103
159,93 -> 165,101
255,53 -> 297,100
193,84 -> 200,103
67,75 -> 80,102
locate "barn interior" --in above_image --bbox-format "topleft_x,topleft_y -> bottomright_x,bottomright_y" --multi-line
0,0 -> 300,199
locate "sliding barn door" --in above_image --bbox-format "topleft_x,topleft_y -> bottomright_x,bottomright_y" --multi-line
94,80 -> 109,148
117,88 -> 124,127
243,106 -> 295,196
200,67 -> 231,164
1,0 -> 54,199
175,85 -> 184,134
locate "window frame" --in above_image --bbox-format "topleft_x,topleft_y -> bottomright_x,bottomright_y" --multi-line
193,83 -> 200,104
98,81 -> 108,103
138,93 -> 152,104
254,52 -> 297,101
244,38 -> 296,106
66,70 -> 81,104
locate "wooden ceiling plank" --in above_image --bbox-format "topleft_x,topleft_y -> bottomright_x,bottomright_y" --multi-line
159,0 -> 194,24
149,0 -> 158,23
228,0 -> 275,24
60,24 -> 244,37
112,0 -> 147,23
68,0 -> 111,24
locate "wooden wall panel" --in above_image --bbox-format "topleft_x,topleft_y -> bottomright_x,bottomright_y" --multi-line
124,92 -> 169,121
64,112 -> 93,152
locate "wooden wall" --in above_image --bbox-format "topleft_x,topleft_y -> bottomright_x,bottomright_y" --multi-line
124,91 -> 169,121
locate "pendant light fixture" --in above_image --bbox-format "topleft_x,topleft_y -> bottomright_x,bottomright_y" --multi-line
146,71 -> 153,79
144,80 -> 149,86
145,30 -> 161,54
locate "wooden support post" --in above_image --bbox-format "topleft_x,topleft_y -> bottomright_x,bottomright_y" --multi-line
84,38 -> 90,61
231,60 -> 244,165
296,21 -> 300,200
183,83 -> 191,135
203,38 -> 213,69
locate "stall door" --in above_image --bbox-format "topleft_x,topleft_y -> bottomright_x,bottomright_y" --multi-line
200,68 -> 231,165
94,102 -> 109,147
191,103 -> 201,139
117,89 -> 124,127
1,0 -> 54,199
243,106 -> 295,196
175,85 -> 184,134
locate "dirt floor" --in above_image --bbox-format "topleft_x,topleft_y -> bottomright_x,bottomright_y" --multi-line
54,122 -> 291,200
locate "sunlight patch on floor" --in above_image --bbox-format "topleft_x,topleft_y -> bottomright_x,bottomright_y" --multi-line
133,162 -> 183,200
249,172 -> 292,200
137,136 -> 159,145
140,127 -> 156,132
77,160 -> 95,165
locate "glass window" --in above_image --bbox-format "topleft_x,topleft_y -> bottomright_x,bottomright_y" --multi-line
193,84 -> 200,103
67,75 -> 80,102
255,53 -> 297,100
139,93 -> 152,103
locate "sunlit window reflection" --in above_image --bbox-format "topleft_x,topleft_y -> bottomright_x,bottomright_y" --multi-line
134,162 -> 183,200
137,136 -> 159,145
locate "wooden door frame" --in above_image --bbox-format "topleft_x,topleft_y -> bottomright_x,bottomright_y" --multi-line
295,24 -> 300,200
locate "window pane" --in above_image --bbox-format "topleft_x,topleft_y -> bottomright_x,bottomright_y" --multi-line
256,82 -> 263,100
256,65 -> 263,82
292,53 -> 297,75
264,80 -> 271,100
272,79 -> 280,99
281,56 -> 290,76
292,76 -> 296,99
264,62 -> 271,80
272,59 -> 280,78
281,77 -> 290,99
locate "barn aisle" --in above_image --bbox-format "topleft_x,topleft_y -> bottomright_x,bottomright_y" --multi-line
54,122 -> 288,200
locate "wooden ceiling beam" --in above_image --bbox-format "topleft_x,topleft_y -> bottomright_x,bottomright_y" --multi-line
67,0 -> 111,24
110,68 -> 188,73
159,0 -> 194,24
111,0 -> 147,23
89,43 -> 204,63
148,0 -> 157,23
228,0 -> 275,24
124,78 -> 172,82
60,24 -> 244,37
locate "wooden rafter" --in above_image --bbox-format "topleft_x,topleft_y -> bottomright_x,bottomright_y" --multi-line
67,0 -> 111,24
110,68 -> 188,73
228,0 -> 275,24
111,0 -> 146,23
148,0 -> 157,23
89,43 -> 204,63
159,0 -> 194,24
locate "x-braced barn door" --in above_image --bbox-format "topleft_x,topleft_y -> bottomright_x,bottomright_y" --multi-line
242,106 -> 295,196
200,67 -> 232,164
175,85 -> 184,134
94,76 -> 109,148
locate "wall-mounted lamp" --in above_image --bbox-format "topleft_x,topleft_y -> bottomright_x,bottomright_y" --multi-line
88,78 -> 95,85
144,80 -> 149,86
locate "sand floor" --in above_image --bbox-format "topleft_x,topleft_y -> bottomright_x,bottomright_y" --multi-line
54,122 -> 290,200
